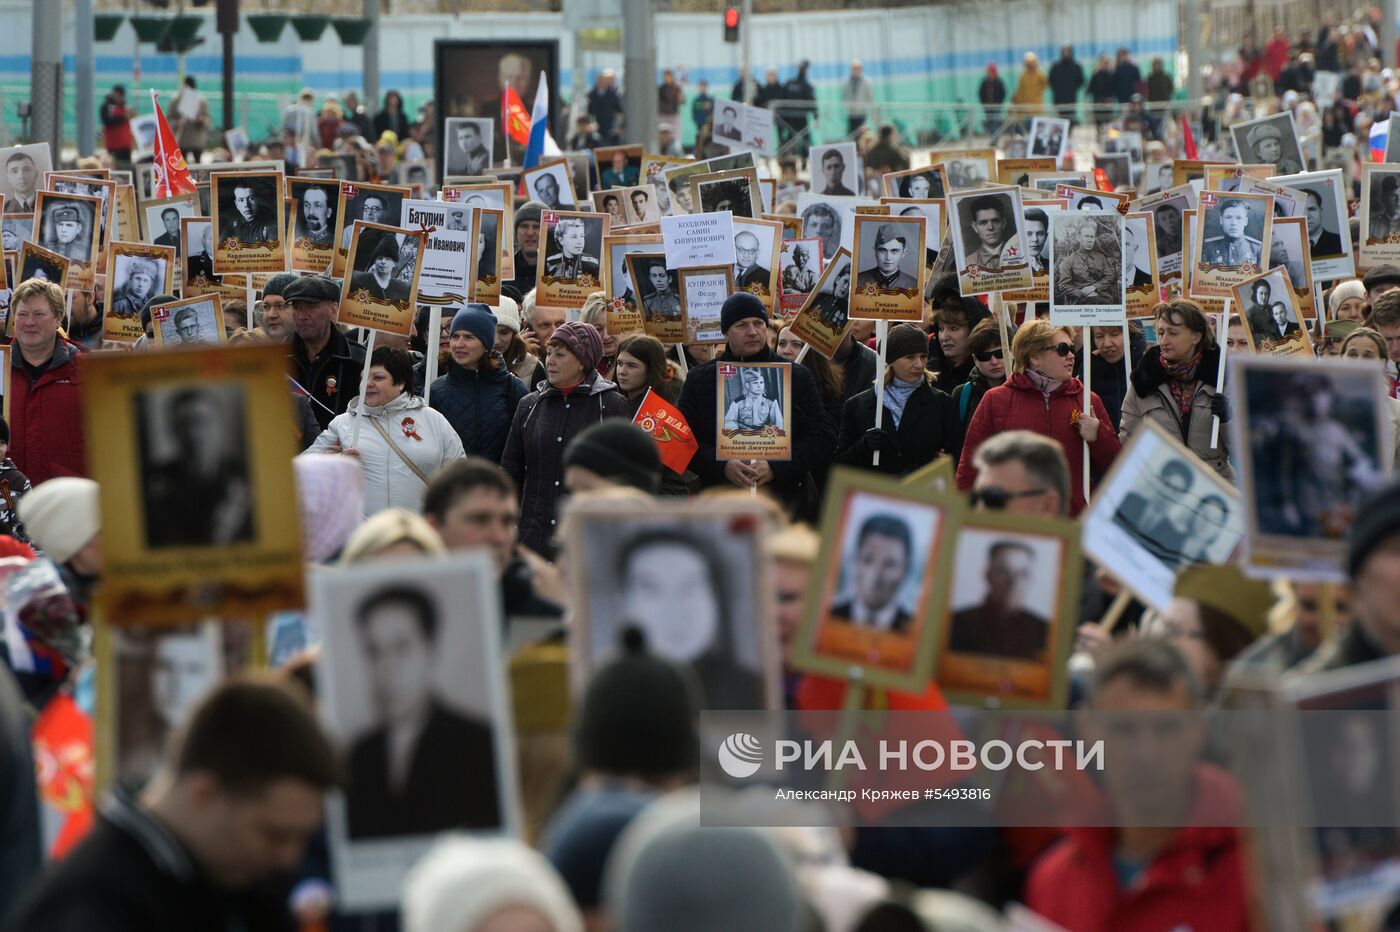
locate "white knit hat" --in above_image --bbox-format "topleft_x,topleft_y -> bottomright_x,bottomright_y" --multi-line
494,295 -> 523,334
402,835 -> 583,932
18,478 -> 100,566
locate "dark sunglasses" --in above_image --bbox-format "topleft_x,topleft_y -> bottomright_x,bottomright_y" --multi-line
1047,342 -> 1074,357
969,487 -> 1048,510
974,347 -> 1004,362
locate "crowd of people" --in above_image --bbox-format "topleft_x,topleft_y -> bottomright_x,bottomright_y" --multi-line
5,15 -> 1400,932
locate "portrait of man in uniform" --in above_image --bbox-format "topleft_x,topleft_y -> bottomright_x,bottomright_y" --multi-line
38,200 -> 95,261
961,194 -> 1013,269
946,540 -> 1051,661
109,256 -> 163,319
543,217 -> 600,281
1201,197 -> 1262,267
217,177 -> 279,245
296,184 -> 337,247
856,222 -> 919,290
812,261 -> 852,329
638,260 -> 681,321
444,118 -> 493,176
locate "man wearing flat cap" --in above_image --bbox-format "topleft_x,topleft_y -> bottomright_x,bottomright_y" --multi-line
286,274 -> 367,430
350,234 -> 410,302
42,203 -> 92,261
219,179 -> 278,245
857,223 -> 919,290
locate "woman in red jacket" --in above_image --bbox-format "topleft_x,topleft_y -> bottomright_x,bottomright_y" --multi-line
956,319 -> 1121,515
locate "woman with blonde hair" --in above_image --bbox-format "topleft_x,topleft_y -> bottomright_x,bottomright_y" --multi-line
956,319 -> 1121,515
579,291 -> 619,374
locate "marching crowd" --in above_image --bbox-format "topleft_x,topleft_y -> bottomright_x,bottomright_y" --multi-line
6,15 -> 1400,932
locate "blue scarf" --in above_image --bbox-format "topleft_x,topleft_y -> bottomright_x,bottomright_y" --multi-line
883,378 -> 920,428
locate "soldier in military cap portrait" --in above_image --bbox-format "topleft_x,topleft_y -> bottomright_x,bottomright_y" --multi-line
1234,115 -> 1304,176
856,221 -> 920,291
1201,197 -> 1263,267
110,256 -> 162,319
39,199 -> 95,262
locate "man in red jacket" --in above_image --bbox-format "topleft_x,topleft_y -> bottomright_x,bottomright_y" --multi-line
9,279 -> 86,484
100,85 -> 136,168
1025,639 -> 1249,931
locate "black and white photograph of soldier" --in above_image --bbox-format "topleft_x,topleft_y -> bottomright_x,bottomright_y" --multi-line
0,144 -> 50,213
146,203 -> 193,254
350,231 -> 413,302
1200,196 -> 1266,268
855,218 -> 921,290
292,180 -> 340,246
541,214 -> 603,282
183,219 -> 216,284
2,214 -> 33,252
1028,117 -> 1069,160
810,143 -> 859,197
523,162 -> 575,210
953,191 -> 1018,269
108,254 -> 167,319
810,253 -> 853,330
215,174 -> 280,245
1151,197 -> 1187,263
340,187 -> 404,250
37,197 -> 96,262
722,364 -> 786,433
156,297 -> 223,346
800,200 -> 842,266
733,226 -> 774,291
780,238 -> 820,298
632,255 -> 680,322
946,529 -> 1062,662
827,504 -> 934,633
443,118 -> 495,176
1052,214 -> 1123,307
1231,112 -> 1305,175
48,177 -> 110,246
137,383 -> 255,549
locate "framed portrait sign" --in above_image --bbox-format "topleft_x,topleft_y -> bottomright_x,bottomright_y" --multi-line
946,184 -> 1032,295
314,553 -> 520,911
440,182 -> 515,279
1081,420 -> 1244,612
1133,184 -> 1194,282
140,193 -> 199,248
287,177 -> 342,273
181,218 -> 244,305
997,157 -> 1057,188
442,117 -> 495,176
103,242 -> 175,343
849,214 -> 925,321
602,233 -> 661,338
715,361 -> 792,462
1092,153 -> 1132,192
535,209 -> 608,311
563,496 -> 781,711
16,240 -> 70,292
788,247 -> 853,358
931,510 -> 1082,710
151,294 -> 227,348
790,469 -> 955,693
1269,216 -> 1316,319
882,165 -> 947,201
2,212 -> 31,254
1236,175 -> 1304,218
731,216 -> 782,315
1230,354 -> 1393,581
469,206 -> 503,305
33,190 -> 101,292
433,38 -> 557,172
1053,184 -> 1129,214
1122,211 -> 1161,316
0,142 -> 52,214
113,184 -> 139,243
332,181 -> 410,277
1204,163 -> 1277,193
778,237 -> 823,315
1027,117 -> 1070,162
809,142 -> 860,197
1190,190 -> 1273,298
520,159 -> 577,212
880,198 -> 943,268
209,171 -> 285,276
690,167 -> 762,220
594,144 -> 644,188
1048,211 -> 1126,326
341,222 -> 427,337
82,343 -> 306,625
678,265 -> 732,344
1176,209 -> 1229,314
1270,169 -> 1353,281
1232,267 -> 1313,356
626,252 -> 681,343
1172,159 -> 1231,189
1359,162 -> 1400,272
399,198 -> 471,307
1004,198 -> 1064,304
1231,112 -> 1306,175
48,173 -> 116,273
933,147 -> 997,191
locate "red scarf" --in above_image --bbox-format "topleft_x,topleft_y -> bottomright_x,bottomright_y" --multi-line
1163,351 -> 1201,424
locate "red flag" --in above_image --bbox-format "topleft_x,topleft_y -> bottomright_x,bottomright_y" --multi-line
1181,115 -> 1199,160
1092,167 -> 1113,192
150,89 -> 197,199
32,693 -> 94,859
632,388 -> 698,474
502,85 -> 531,147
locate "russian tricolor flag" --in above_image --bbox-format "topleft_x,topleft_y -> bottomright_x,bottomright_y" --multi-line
522,71 -> 562,170
1372,119 -> 1389,163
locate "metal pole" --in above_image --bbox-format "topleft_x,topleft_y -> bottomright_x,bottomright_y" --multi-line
31,0 -> 62,154
76,0 -> 95,157
622,0 -> 657,147
1384,0 -> 1399,69
1184,0 -> 1204,103
741,0 -> 754,106
218,0 -> 238,131
363,0 -> 381,120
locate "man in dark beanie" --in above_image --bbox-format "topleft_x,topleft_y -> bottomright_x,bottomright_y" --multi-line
508,200 -> 546,296
678,292 -> 835,520
564,421 -> 662,494
256,271 -> 300,341
1290,482 -> 1400,676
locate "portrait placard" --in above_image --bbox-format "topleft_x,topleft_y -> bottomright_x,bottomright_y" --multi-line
778,237 -> 823,315
433,38 -> 557,170
880,198 -> 943,270
932,511 -> 1082,710
340,222 -> 426,336
791,469 -> 955,692
997,157 -> 1058,188
1027,118 -> 1070,161
691,167 -> 762,220
287,177 -> 342,273
469,207 -> 503,305
796,194 -> 880,261
1134,184 -> 1194,281
181,218 -> 244,305
1093,152 -> 1132,192
679,265 -> 732,344
1232,267 -> 1313,356
103,242 -> 175,342
1231,112 -> 1306,176
48,174 -> 116,273
520,159 -> 577,212
2,212 -> 32,254
0,143 -> 51,214
535,209 -> 608,311
882,165 -> 947,200
440,181 -> 515,279
1270,169 -> 1353,281
331,180 -> 409,277
660,150 -> 757,216
593,144 -> 643,188
712,100 -> 772,154
1235,176 -> 1304,220
443,117 -> 495,176
1122,211 -> 1160,316
809,143 -> 860,197
1142,160 -> 1176,195
151,294 -> 227,348
1003,198 -> 1063,303
15,240 -> 70,292
1081,420 -> 1244,611
209,171 -> 285,275
788,248 -> 853,358
314,554 -> 519,910
730,216 -> 782,315
1049,211 -> 1126,325
113,184 -> 139,243
397,160 -> 434,194
602,233 -> 661,338
1230,354 -> 1393,580
946,185 -> 1032,295
564,497 -> 780,711
140,194 -> 198,249
1172,159 -> 1232,190
849,214 -> 925,321
1269,216 -> 1316,318
33,190 -> 100,292
399,198 -> 471,305
933,148 -> 997,191
661,210 -> 736,269
626,252 -> 681,343
1359,162 -> 1400,272
1190,190 -> 1273,298
1053,184 -> 1129,214
715,361 -> 793,462
82,344 -> 306,625
1204,163 -> 1277,193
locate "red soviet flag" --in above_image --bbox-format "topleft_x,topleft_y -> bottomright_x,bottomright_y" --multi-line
150,89 -> 197,198
632,388 -> 698,474
502,85 -> 532,146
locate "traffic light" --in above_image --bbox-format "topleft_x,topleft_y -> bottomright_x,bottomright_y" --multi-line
724,6 -> 740,43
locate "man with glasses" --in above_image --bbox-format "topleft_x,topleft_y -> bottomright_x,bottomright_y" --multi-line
967,430 -> 1068,517
257,272 -> 299,342
734,230 -> 770,291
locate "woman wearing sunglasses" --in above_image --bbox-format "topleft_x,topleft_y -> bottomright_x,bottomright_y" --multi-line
836,323 -> 958,476
951,318 -> 1007,448
956,319 -> 1121,515
1119,299 -> 1234,480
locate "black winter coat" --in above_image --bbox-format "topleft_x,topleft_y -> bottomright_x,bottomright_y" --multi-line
837,380 -> 958,476
429,356 -> 528,463
290,327 -> 367,431
1087,326 -> 1147,430
501,373 -> 630,557
678,346 -> 836,517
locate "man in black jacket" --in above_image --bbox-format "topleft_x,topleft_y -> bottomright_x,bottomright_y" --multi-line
286,274 -> 368,430
7,678 -> 339,931
679,293 -> 835,517
1048,45 -> 1085,124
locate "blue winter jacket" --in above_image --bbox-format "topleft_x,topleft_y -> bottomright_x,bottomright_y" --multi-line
429,354 -> 528,463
